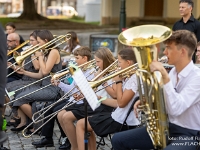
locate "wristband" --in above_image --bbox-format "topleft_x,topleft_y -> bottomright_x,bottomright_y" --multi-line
116,81 -> 122,84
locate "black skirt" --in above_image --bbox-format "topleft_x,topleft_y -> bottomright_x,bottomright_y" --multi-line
88,112 -> 137,137
71,100 -> 114,120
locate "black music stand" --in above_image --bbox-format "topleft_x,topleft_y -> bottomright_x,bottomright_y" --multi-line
84,99 -> 89,150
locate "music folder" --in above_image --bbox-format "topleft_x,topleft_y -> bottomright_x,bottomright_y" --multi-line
69,64 -> 100,111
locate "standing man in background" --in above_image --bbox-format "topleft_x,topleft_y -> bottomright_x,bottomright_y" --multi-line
173,0 -> 200,63
0,24 -> 8,144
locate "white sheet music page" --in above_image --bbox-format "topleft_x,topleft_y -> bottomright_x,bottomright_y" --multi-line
72,68 -> 100,110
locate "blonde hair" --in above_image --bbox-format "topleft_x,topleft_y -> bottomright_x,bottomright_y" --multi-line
94,47 -> 115,70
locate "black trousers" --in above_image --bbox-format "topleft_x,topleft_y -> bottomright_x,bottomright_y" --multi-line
112,123 -> 200,150
41,100 -> 68,138
41,99 -> 84,138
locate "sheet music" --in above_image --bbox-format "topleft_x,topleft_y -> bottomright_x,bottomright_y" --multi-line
72,68 -> 100,110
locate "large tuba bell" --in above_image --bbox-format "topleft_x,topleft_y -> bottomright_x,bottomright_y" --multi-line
118,25 -> 172,149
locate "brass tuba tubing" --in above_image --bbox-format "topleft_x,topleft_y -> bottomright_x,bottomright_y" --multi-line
118,25 -> 172,149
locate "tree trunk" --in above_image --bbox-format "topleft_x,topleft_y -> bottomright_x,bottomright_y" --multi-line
18,0 -> 47,20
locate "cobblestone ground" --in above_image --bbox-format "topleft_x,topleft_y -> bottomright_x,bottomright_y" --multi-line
3,107 -> 112,150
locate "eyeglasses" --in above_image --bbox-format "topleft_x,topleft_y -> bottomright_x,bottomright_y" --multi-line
7,40 -> 16,43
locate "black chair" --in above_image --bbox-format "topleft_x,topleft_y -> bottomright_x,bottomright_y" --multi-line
96,96 -> 140,150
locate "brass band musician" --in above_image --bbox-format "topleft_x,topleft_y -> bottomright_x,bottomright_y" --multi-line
111,30 -> 200,150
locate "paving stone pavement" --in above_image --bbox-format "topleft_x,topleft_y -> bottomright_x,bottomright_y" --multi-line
3,107 -> 112,150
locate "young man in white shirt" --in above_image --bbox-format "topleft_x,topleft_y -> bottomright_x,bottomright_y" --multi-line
111,30 -> 200,150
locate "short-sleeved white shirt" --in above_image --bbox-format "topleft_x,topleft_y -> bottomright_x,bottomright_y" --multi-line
111,74 -> 140,126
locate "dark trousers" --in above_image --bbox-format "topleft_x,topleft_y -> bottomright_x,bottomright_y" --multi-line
42,100 -> 68,138
111,123 -> 200,150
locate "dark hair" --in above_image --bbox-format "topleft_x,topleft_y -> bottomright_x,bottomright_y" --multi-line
94,47 -> 115,70
37,30 -> 55,48
65,31 -> 80,53
164,30 -> 197,58
30,30 -> 40,39
73,46 -> 91,61
5,22 -> 16,29
197,41 -> 200,48
118,48 -> 137,63
179,0 -> 193,8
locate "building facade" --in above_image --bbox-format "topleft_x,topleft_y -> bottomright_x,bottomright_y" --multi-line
101,0 -> 200,26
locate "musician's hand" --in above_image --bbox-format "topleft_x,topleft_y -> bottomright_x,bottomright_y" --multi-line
16,68 -> 25,74
134,100 -> 141,118
114,75 -> 122,82
51,79 -> 60,86
35,51 -> 43,58
150,61 -> 164,72
7,62 -> 17,70
73,93 -> 83,101
7,62 -> 12,67
77,94 -> 84,100
102,82 -> 108,87
150,61 -> 170,84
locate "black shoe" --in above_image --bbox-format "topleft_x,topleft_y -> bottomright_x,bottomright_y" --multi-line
32,138 -> 54,148
0,131 -> 8,144
59,138 -> 71,150
26,128 -> 41,135
10,125 -> 26,132
7,118 -> 20,127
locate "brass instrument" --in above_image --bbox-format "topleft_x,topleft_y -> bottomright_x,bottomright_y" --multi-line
15,34 -> 70,66
118,25 -> 172,149
7,40 -> 30,56
7,39 -> 67,78
22,60 -> 137,138
22,60 -> 97,137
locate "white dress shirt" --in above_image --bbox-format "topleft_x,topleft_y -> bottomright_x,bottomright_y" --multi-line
164,61 -> 200,131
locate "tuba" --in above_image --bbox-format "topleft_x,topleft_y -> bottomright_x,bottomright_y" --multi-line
118,25 -> 172,149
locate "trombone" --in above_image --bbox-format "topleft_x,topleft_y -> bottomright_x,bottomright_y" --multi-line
7,40 -> 66,78
21,61 -> 97,137
4,59 -> 96,106
7,40 -> 30,56
22,62 -> 138,137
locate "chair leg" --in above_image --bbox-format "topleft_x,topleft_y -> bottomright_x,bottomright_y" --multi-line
96,137 -> 105,149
